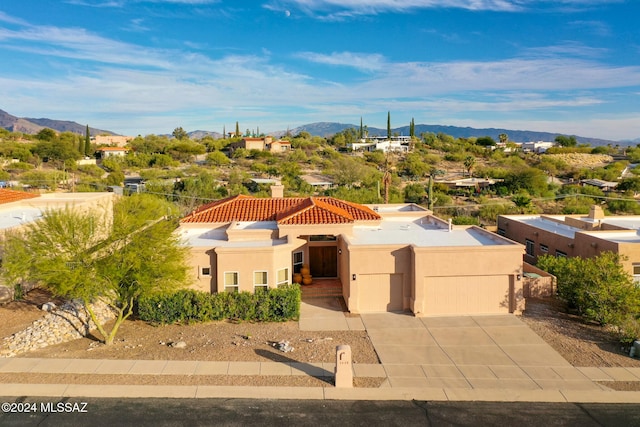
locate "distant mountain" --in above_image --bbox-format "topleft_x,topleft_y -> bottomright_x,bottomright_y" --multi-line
188,130 -> 222,140
287,122 -> 624,147
0,108 -> 115,136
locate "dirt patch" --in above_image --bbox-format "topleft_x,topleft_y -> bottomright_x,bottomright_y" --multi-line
0,373 -> 385,388
18,317 -> 379,365
0,289 -> 64,339
520,298 -> 640,368
1,290 -> 378,365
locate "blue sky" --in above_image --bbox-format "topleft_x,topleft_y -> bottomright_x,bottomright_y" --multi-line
0,1 -> 639,140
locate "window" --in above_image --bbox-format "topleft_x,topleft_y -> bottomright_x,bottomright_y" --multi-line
254,271 -> 268,292
540,244 -> 548,253
224,272 -> 239,293
497,228 -> 506,236
293,251 -> 303,273
525,239 -> 535,257
309,235 -> 337,241
633,264 -> 640,283
277,268 -> 289,287
201,267 -> 211,276
555,250 -> 567,258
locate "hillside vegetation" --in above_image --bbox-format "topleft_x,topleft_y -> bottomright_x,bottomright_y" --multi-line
1,126 -> 639,225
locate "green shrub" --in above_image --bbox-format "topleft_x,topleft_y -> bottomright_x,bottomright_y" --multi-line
137,285 -> 301,324
537,252 -> 640,328
451,215 -> 479,225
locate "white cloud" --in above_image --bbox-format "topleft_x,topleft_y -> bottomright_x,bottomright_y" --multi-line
295,51 -> 386,72
265,0 -> 619,18
1,14 -> 638,138
521,42 -> 609,59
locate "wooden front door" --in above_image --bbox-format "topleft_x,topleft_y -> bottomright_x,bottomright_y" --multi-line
309,246 -> 338,277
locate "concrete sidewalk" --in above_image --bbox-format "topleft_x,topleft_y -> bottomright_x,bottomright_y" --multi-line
1,356 -> 640,402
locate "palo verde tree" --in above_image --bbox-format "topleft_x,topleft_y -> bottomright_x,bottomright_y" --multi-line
2,194 -> 190,345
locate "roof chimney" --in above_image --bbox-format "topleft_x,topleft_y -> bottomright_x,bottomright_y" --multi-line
270,182 -> 284,198
588,205 -> 604,220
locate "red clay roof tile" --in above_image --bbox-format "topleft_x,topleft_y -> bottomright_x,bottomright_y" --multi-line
181,195 -> 380,225
0,189 -> 39,205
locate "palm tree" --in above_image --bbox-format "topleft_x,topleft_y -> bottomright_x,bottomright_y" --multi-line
499,133 -> 508,144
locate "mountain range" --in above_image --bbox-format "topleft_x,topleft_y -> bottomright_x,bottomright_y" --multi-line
0,109 -> 113,136
286,122 -> 627,147
1,108 -> 634,146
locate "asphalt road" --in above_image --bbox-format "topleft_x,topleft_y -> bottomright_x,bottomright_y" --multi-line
1,398 -> 639,427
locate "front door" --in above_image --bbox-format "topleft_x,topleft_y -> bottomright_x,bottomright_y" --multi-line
309,246 -> 338,277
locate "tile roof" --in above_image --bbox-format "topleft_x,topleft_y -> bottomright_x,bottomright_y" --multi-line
0,188 -> 39,205
181,195 -> 380,225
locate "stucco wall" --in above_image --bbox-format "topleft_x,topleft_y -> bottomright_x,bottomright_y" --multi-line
346,245 -> 412,313
411,245 -> 524,316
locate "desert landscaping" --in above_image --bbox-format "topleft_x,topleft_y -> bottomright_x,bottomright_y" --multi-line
1,289 -> 639,390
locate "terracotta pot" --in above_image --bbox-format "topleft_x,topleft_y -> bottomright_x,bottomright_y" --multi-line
293,273 -> 302,284
300,265 -> 310,276
302,275 -> 313,285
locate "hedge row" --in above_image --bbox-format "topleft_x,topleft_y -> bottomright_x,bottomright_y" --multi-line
137,285 -> 301,324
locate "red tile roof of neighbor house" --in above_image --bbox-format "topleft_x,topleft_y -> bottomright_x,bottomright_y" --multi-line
181,195 -> 381,225
0,188 -> 39,205
96,147 -> 130,151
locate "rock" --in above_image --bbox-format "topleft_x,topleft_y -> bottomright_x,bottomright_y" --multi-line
170,341 -> 187,349
1,298 -> 117,358
41,302 -> 57,312
273,340 -> 294,353
0,285 -> 14,304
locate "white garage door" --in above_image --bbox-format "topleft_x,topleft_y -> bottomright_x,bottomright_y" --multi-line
358,273 -> 404,312
423,275 -> 510,316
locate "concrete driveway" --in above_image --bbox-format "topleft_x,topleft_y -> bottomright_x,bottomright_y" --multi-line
359,312 -> 601,391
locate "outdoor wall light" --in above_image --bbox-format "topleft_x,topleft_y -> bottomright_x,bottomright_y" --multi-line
517,274 -> 521,281
352,274 -> 356,281
338,249 -> 342,255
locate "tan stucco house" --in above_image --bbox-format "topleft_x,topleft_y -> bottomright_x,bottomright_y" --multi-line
179,188 -> 525,316
498,206 -> 640,281
0,188 -> 115,302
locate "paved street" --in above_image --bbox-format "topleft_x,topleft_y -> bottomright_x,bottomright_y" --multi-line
1,398 -> 639,426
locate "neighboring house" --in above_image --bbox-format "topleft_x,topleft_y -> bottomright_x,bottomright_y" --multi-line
93,135 -> 134,147
266,139 -> 291,153
437,177 -> 503,191
0,188 -> 115,302
228,136 -> 291,153
580,179 -> 618,192
300,174 -> 334,190
497,205 -> 640,280
96,147 -> 130,159
521,141 -> 556,153
179,188 -> 525,316
349,136 -> 411,153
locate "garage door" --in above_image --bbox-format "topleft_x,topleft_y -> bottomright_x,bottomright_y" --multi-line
423,275 -> 510,316
358,273 -> 403,312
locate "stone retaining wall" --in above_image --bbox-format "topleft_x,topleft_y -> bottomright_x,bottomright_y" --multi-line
0,299 -> 116,357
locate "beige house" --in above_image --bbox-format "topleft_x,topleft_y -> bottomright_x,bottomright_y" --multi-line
497,205 -> 640,280
179,189 -> 525,316
93,135 -> 134,147
229,136 -> 291,153
0,189 -> 115,302
96,147 -> 130,159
